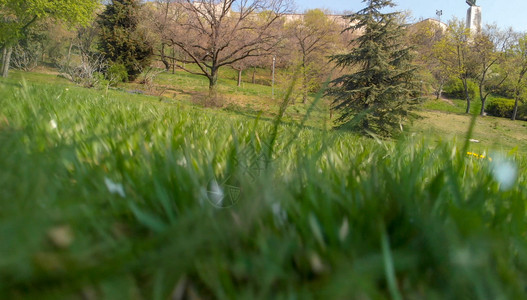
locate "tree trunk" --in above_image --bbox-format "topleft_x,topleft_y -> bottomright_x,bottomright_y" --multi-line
302,59 -> 307,104
512,73 -> 526,121
208,67 -> 219,97
160,44 -> 170,71
1,46 -> 13,78
172,46 -> 176,74
0,46 -> 5,72
512,97 -> 519,121
237,68 -> 242,87
252,67 -> 256,84
480,96 -> 487,116
435,80 -> 444,100
479,86 -> 486,116
66,38 -> 74,63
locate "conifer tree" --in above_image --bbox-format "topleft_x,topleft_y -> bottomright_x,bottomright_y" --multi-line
98,0 -> 153,81
327,0 -> 420,137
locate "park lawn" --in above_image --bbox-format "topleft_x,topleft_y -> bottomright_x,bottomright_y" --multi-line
416,97 -> 527,154
6,68 -> 332,129
1,72 -> 527,298
422,97 -> 482,114
150,66 -> 331,129
4,69 -> 73,87
4,69 -> 526,153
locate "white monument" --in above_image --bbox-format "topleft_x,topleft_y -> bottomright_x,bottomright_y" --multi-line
466,0 -> 481,34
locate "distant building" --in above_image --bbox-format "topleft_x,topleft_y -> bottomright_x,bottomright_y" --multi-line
466,5 -> 482,34
282,13 -> 349,28
410,18 -> 448,32
192,1 -> 231,18
145,2 -> 448,39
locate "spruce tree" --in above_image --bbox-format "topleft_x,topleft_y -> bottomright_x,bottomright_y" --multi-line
327,0 -> 420,137
98,0 -> 153,81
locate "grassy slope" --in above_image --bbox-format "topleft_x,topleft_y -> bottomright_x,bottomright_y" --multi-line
136,68 -> 527,154
414,97 -> 527,154
12,69 -> 524,154
127,66 -> 332,130
414,110 -> 527,153
1,72 -> 527,298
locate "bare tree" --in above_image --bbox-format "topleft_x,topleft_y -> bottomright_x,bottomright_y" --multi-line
159,0 -> 291,94
143,0 -> 183,71
230,54 -> 264,86
59,53 -> 107,88
286,9 -> 339,103
58,20 -> 107,88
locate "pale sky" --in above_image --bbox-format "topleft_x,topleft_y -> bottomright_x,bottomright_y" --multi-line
294,0 -> 527,32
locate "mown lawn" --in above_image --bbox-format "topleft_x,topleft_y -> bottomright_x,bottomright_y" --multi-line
1,73 -> 527,299
417,97 -> 527,154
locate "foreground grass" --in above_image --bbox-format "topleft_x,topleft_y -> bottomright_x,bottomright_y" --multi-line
1,76 -> 527,299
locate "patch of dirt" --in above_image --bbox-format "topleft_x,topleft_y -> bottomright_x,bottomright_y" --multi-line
438,95 -> 455,106
32,66 -> 60,75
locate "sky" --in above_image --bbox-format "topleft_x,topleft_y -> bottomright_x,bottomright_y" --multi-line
294,0 -> 527,32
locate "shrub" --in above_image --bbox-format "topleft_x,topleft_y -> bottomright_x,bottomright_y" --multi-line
443,78 -> 478,100
516,102 -> 527,120
10,42 -> 42,71
97,0 -> 153,81
486,97 -> 515,118
106,63 -> 128,85
58,54 -> 107,88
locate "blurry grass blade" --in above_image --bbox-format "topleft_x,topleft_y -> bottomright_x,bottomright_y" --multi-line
309,213 -> 326,250
267,67 -> 300,162
129,203 -> 167,233
381,224 -> 402,300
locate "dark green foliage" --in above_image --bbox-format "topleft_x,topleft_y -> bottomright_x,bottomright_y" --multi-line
98,0 -> 153,81
444,78 -> 478,100
488,76 -> 515,99
486,97 -> 514,118
486,97 -> 527,120
106,63 -> 128,84
327,0 -> 420,137
518,103 -> 527,120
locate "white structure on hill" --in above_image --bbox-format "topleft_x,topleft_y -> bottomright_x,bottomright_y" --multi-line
411,18 -> 448,32
282,13 -> 349,27
466,2 -> 482,34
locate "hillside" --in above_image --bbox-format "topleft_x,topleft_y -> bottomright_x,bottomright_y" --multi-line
1,71 -> 527,298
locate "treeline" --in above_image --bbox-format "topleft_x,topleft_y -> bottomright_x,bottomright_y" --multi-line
409,19 -> 527,120
1,0 -> 352,99
2,0 -> 527,124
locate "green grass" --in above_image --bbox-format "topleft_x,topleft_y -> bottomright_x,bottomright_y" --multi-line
422,97 -> 482,114
417,97 -> 527,154
120,67 -> 331,130
1,73 -> 527,299
412,110 -> 527,153
5,69 -> 73,87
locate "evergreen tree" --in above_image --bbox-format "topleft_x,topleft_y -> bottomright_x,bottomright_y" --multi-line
98,0 -> 153,81
327,0 -> 420,137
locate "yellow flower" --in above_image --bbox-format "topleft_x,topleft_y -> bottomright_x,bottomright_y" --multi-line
466,152 -> 491,161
